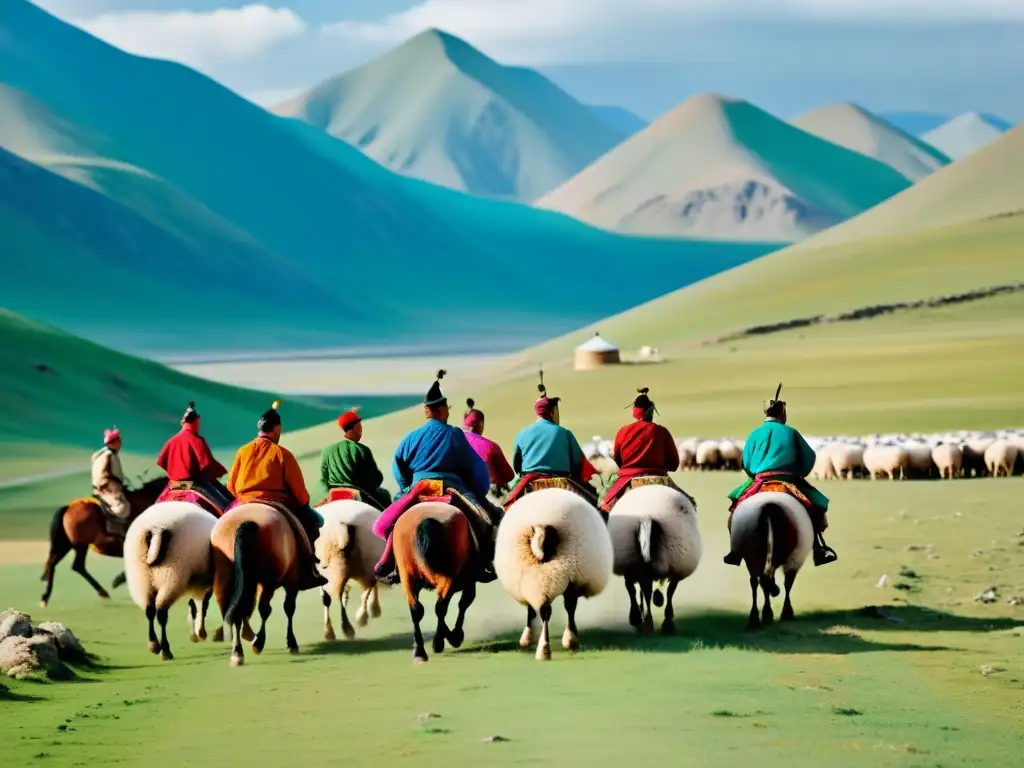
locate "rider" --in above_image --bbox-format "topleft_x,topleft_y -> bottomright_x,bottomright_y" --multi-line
227,400 -> 327,589
319,408 -> 392,509
91,426 -> 130,539
372,370 -> 501,585
507,370 -> 598,507
599,387 -> 681,513
723,385 -> 838,567
155,401 -> 233,511
461,398 -> 515,494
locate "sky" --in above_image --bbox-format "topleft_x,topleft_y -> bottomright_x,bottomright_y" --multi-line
30,0 -> 1024,121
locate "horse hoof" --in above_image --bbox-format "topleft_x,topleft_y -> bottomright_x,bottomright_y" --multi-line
98,590 -> 110,600
241,624 -> 255,642
762,612 -> 774,627
148,641 -> 160,655
324,628 -> 337,641
661,620 -> 676,635
561,630 -> 579,652
230,654 -> 244,668
39,600 -> 48,610
342,625 -> 356,640
355,612 -> 369,627
112,573 -> 127,589
198,628 -> 208,641
745,617 -> 761,632
781,608 -> 795,622
432,635 -> 446,654
448,629 -> 465,648
189,633 -> 200,643
370,604 -> 382,618
519,627 -> 534,648
628,610 -> 641,628
161,650 -> 174,661
535,644 -> 552,661
212,628 -> 224,642
288,646 -> 299,655
413,650 -> 429,665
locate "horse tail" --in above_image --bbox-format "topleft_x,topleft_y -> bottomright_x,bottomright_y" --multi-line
336,522 -> 352,553
760,504 -> 775,578
224,521 -> 260,626
42,506 -> 71,581
529,525 -> 560,563
638,518 -> 666,606
145,528 -> 171,567
415,517 -> 453,576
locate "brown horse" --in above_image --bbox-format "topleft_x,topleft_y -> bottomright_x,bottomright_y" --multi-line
393,501 -> 481,664
210,502 -> 302,667
40,477 -> 167,607
728,492 -> 814,630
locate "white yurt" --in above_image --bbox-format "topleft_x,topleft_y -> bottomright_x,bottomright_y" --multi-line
574,332 -> 621,370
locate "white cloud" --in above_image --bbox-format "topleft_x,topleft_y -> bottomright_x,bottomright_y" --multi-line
63,5 -> 308,67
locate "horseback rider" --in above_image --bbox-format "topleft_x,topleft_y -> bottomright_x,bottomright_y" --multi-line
319,408 -> 392,509
155,401 -> 234,512
227,400 -> 327,590
724,385 -> 838,567
372,371 -> 502,586
462,398 -> 515,495
599,387 -> 682,513
506,370 -> 598,508
91,426 -> 130,539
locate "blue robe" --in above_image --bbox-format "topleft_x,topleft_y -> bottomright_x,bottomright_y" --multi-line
392,418 -> 490,500
513,418 -> 586,477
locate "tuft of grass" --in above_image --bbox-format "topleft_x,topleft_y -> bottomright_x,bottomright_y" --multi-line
832,707 -> 863,717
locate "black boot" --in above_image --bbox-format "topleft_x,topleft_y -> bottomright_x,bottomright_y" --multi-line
373,550 -> 400,585
813,535 -> 838,567
723,551 -> 743,566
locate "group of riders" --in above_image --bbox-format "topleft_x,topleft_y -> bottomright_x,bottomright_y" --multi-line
89,372 -> 837,595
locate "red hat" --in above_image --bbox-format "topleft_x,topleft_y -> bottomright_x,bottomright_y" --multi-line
338,408 -> 361,431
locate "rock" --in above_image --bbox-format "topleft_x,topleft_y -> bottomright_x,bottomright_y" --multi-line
975,589 -> 998,604
35,623 -> 87,662
980,665 -> 1006,677
481,735 -> 510,743
415,713 -> 441,724
0,634 -> 72,680
0,610 -> 34,643
927,554 -> 940,560
876,575 -> 888,588
1006,596 -> 1024,606
904,545 -> 925,552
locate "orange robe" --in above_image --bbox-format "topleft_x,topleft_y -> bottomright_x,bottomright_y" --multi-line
227,436 -> 310,507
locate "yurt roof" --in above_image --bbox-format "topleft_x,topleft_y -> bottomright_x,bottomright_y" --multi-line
576,333 -> 619,352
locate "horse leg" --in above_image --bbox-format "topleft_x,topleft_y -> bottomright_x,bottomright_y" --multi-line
188,599 -> 200,643
410,589 -> 428,664
639,577 -> 655,635
562,587 -> 580,651
781,571 -> 798,621
746,575 -> 761,631
536,602 -> 552,661
625,577 -> 642,629
662,578 -> 679,635
146,602 -> 160,654
112,571 -> 127,589
369,583 -> 382,618
230,622 -> 245,667
157,606 -> 173,661
40,533 -> 72,609
322,589 -> 336,641
355,584 -> 372,626
72,547 -> 109,599
760,576 -> 775,626
520,605 -> 537,648
339,577 -> 356,639
198,591 -> 211,641
447,582 -> 476,648
284,588 -> 299,655
241,617 -> 255,643
432,593 -> 453,655
252,590 -> 272,655
211,552 -> 230,643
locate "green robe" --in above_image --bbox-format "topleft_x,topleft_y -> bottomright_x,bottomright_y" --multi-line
727,419 -> 829,511
319,439 -> 392,508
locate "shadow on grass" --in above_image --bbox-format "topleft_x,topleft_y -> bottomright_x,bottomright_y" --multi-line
304,632 -> 414,657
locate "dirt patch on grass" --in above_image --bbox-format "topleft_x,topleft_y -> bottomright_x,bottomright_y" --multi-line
0,541 -> 49,566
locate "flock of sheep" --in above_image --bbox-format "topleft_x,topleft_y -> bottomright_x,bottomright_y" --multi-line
582,430 -> 1024,481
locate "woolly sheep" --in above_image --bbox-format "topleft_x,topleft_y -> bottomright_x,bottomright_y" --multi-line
717,440 -> 742,471
830,444 -> 865,480
984,440 -> 1019,477
695,441 -> 721,470
495,488 -> 613,660
315,500 -> 385,641
902,443 -> 936,479
678,446 -> 697,470
607,485 -> 701,634
961,442 -> 989,478
931,444 -> 963,479
123,501 -> 217,661
863,446 -> 910,480
811,443 -> 838,481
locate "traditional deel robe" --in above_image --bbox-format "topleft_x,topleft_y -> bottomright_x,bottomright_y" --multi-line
157,424 -> 228,482
601,420 -> 680,509
727,419 -> 829,511
464,430 -> 515,488
512,418 -> 594,481
319,438 -> 392,507
92,446 -> 130,518
228,436 -> 311,508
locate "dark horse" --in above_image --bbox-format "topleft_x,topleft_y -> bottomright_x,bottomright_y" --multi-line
40,477 -> 166,607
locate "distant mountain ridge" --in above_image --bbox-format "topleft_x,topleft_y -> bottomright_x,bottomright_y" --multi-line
273,29 -> 625,202
922,112 -> 1013,160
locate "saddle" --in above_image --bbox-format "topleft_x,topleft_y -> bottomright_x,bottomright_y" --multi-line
412,480 -> 494,555
233,499 -> 315,557
630,475 -> 697,506
324,487 -> 385,511
159,480 -> 229,517
73,496 -> 126,538
525,476 -> 599,506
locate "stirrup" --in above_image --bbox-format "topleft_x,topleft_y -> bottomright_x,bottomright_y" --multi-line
813,546 -> 838,567
723,551 -> 743,567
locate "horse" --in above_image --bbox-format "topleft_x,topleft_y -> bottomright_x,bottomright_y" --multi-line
210,502 -> 304,667
392,501 -> 482,664
40,476 -> 167,607
607,483 -> 702,635
728,492 -> 813,631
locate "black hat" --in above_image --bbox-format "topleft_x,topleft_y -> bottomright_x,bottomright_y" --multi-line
764,383 -> 785,414
258,399 -> 283,432
425,370 -> 447,407
182,401 -> 200,423
631,387 -> 655,413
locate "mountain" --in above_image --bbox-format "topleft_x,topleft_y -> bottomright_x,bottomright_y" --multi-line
878,112 -> 949,136
922,112 -> 1012,160
536,93 -> 913,243
791,103 -> 950,182
589,105 -> 647,137
0,2 -> 775,355
272,29 -> 624,202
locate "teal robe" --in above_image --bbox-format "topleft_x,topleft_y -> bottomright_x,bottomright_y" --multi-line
319,439 -> 392,508
727,419 -> 829,511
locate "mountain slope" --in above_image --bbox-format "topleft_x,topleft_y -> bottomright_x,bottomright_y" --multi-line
922,113 -> 1011,160
589,105 -> 647,137
0,1 -> 775,354
272,29 -> 624,202
537,93 -> 912,242
791,103 -> 950,182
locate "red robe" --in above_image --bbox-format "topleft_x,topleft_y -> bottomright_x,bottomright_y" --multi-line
601,421 -> 679,511
156,425 -> 227,482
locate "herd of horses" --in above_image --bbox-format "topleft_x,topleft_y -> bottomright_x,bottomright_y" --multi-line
37,476 -> 816,665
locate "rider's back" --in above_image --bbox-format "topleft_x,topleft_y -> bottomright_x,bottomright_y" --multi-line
742,420 -> 815,478
514,419 -> 580,475
229,436 -> 309,506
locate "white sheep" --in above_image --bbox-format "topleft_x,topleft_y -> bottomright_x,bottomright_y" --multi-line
902,443 -> 936,479
830,444 -> 865,480
607,485 -> 702,634
495,488 -> 613,660
315,500 -> 385,640
811,443 -> 838,481
863,445 -> 910,480
931,444 -> 963,479
695,441 -> 721,470
717,440 -> 742,471
123,501 -> 218,661
984,440 -> 1019,477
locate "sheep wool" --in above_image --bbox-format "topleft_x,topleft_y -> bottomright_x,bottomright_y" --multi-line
608,485 -> 701,582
